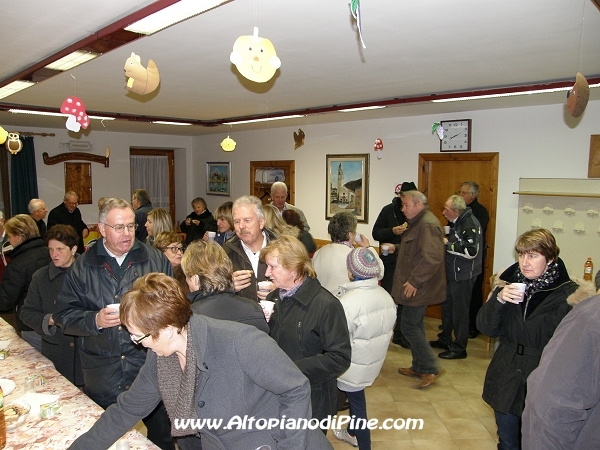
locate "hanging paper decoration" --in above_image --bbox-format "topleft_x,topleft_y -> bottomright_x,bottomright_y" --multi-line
221,136 -> 236,152
124,52 -> 160,95
374,138 -> 384,159
5,132 -> 22,154
432,122 -> 444,139
293,128 -> 305,149
60,96 -> 89,132
230,27 -> 281,83
566,72 -> 589,118
0,126 -> 7,144
350,0 -> 366,49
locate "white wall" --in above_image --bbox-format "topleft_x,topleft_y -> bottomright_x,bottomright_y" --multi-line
191,100 -> 600,274
29,127 -> 192,225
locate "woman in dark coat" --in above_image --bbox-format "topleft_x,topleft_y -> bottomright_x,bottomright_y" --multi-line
0,214 -> 51,351
477,228 -> 595,450
181,239 -> 268,333
20,225 -> 83,385
263,235 -> 352,424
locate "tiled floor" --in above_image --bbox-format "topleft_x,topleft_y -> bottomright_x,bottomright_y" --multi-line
327,317 -> 498,450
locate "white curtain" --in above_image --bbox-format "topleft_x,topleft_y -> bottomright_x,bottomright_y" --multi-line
130,155 -> 169,209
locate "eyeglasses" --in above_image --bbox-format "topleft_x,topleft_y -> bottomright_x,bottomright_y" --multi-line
65,201 -> 79,207
102,223 -> 138,233
130,332 -> 151,345
166,246 -> 184,254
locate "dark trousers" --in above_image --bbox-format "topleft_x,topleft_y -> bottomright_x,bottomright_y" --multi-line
401,305 -> 439,374
469,271 -> 485,332
494,410 -> 521,450
346,389 -> 370,450
438,278 -> 475,353
392,304 -> 405,339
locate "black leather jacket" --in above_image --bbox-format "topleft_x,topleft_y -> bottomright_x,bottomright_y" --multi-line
53,239 -> 172,407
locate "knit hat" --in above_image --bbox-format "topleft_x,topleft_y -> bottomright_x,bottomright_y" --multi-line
347,247 -> 380,280
394,181 -> 417,195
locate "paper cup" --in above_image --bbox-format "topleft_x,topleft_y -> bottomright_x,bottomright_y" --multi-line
381,244 -> 390,256
207,231 -> 216,241
107,303 -> 120,314
444,225 -> 450,235
259,300 -> 275,322
510,283 -> 526,302
354,233 -> 362,243
257,281 -> 271,292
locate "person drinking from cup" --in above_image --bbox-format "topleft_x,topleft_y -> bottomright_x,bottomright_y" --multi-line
224,195 -> 276,301
477,228 -> 595,450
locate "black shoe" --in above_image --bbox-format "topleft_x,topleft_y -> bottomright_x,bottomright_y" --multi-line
392,335 -> 411,349
429,340 -> 450,350
339,400 -> 350,411
469,330 -> 480,339
438,350 -> 467,359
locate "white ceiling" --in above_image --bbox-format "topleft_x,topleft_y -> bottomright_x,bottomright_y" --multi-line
1,0 -> 599,136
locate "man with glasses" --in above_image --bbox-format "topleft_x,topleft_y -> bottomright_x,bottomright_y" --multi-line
47,191 -> 89,253
54,197 -> 174,450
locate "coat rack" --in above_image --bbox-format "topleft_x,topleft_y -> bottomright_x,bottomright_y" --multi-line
42,146 -> 110,167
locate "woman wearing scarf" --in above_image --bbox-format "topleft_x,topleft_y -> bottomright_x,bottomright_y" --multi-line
477,229 -> 595,450
69,273 -> 333,450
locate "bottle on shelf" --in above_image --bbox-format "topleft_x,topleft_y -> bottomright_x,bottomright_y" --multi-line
583,257 -> 594,282
0,385 -> 6,449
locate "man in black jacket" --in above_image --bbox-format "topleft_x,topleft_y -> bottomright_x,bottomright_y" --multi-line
459,181 -> 490,338
372,181 -> 414,349
53,198 -> 174,450
430,195 -> 482,359
47,191 -> 88,253
131,188 -> 152,242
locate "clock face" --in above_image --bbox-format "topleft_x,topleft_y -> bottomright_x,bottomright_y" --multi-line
441,120 -> 471,151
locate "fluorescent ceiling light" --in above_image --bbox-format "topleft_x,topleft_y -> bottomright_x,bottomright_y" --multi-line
151,121 -> 192,126
0,81 -> 35,100
223,115 -> 304,125
45,50 -> 99,71
431,84 -> 600,103
8,109 -> 115,120
338,105 -> 387,112
125,0 -> 231,35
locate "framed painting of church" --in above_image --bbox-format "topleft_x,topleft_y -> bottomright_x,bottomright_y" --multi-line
326,154 -> 369,223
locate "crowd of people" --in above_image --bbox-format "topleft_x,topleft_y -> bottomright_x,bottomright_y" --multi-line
0,182 -> 597,450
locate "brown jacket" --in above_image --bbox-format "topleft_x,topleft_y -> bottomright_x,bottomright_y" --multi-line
391,207 -> 446,306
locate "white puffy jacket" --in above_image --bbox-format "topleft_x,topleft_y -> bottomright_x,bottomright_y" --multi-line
336,278 -> 396,390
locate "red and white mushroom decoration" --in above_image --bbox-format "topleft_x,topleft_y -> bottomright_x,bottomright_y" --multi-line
60,96 -> 90,132
374,138 -> 384,159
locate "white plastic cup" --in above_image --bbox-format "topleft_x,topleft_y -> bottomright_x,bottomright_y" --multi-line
107,303 -> 120,314
444,225 -> 450,235
207,231 -> 216,241
510,283 -> 526,302
115,440 -> 130,450
354,233 -> 362,243
259,300 -> 275,322
381,244 -> 390,256
257,281 -> 271,292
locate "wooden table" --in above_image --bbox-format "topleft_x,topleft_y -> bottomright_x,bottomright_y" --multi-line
0,318 -> 159,450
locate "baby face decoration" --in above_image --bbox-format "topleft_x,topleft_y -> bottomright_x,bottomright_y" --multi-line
230,27 -> 281,83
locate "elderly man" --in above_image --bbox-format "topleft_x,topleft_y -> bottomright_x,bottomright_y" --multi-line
390,190 -> 446,388
47,191 -> 88,254
270,181 -> 310,231
459,181 -> 490,339
372,181 -> 414,349
131,188 -> 153,242
430,195 -> 481,360
53,198 -> 174,450
224,195 -> 277,301
28,198 -> 48,237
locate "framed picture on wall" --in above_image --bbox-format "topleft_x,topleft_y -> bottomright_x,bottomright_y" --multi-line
206,162 -> 231,196
326,154 -> 369,223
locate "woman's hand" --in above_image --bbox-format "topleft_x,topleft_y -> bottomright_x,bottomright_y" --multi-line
202,231 -> 209,241
257,281 -> 275,300
497,285 -> 524,304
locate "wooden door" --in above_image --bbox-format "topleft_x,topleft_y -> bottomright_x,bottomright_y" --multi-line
419,152 -> 499,318
250,160 -> 295,206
